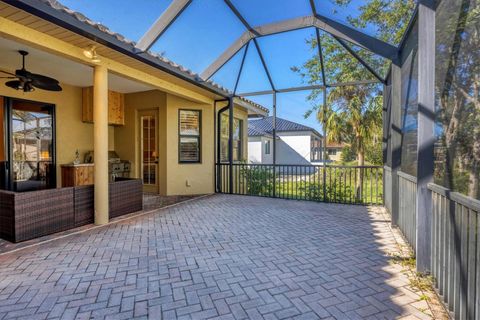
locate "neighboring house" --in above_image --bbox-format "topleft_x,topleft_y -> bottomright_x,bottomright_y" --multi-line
248,117 -> 323,165
247,126 -> 274,164
326,143 -> 346,162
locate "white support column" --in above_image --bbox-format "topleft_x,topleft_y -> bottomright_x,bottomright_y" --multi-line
93,65 -> 109,225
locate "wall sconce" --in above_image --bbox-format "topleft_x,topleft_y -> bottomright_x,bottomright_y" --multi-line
83,46 -> 101,63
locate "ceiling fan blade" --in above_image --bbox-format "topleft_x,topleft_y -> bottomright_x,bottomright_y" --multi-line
0,70 -> 16,76
33,82 -> 62,92
30,73 -> 59,85
5,80 -> 22,90
7,52 -> 62,92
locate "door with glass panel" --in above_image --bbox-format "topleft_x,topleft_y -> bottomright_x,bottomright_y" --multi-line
6,98 -> 55,192
139,110 -> 158,193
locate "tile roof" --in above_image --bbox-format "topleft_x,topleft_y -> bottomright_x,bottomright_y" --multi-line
248,116 -> 322,137
247,126 -> 272,138
31,0 -> 268,114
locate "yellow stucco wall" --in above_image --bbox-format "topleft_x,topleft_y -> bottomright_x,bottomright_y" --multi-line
118,90 -> 219,196
1,85 -> 249,196
0,82 -> 114,187
117,90 -> 252,196
165,94 -> 215,196
115,90 -> 167,195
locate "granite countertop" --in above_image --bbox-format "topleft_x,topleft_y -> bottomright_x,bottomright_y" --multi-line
60,163 -> 94,167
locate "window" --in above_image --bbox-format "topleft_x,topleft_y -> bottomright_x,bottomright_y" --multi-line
220,114 -> 228,162
220,114 -> 243,162
310,136 -> 322,161
265,140 -> 271,155
179,110 -> 201,163
233,119 -> 243,162
328,149 -> 337,156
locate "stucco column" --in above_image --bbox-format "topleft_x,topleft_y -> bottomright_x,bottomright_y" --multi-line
93,65 -> 109,225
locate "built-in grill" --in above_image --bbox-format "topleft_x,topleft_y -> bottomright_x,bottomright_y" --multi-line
85,151 -> 131,181
108,151 -> 131,181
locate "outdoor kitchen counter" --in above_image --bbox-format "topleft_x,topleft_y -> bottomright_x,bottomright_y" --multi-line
60,163 -> 95,167
61,163 -> 94,187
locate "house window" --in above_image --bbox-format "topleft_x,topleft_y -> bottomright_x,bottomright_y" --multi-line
220,114 -> 243,162
233,119 -> 243,162
179,110 -> 201,163
310,137 -> 321,161
265,140 -> 271,155
328,149 -> 337,156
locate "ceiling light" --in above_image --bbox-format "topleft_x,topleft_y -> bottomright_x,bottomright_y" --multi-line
24,82 -> 35,92
83,46 -> 101,63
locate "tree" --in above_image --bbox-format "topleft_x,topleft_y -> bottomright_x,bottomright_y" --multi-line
435,0 -> 480,199
341,145 -> 356,163
294,0 -> 414,199
365,138 -> 383,165
347,0 -> 417,45
317,85 -> 382,167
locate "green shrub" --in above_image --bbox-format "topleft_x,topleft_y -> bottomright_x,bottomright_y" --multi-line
240,166 -> 274,196
299,174 -> 355,202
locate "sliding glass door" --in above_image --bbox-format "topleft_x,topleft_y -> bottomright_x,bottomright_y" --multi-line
1,98 -> 56,192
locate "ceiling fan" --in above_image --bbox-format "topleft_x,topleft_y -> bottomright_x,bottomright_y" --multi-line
0,50 -> 62,92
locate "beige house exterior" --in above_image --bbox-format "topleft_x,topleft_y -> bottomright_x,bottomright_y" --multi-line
326,143 -> 345,162
0,1 -> 267,228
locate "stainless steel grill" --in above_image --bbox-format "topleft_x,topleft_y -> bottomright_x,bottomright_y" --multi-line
108,151 -> 131,181
85,151 -> 131,181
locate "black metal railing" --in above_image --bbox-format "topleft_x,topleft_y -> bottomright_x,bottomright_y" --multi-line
216,163 -> 383,205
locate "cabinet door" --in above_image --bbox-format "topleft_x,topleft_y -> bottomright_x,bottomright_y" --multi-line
61,167 -> 75,187
108,91 -> 124,125
82,88 -> 125,126
86,166 -> 94,185
75,167 -> 94,186
82,87 -> 94,123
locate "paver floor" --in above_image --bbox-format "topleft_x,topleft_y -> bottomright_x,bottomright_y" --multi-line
0,195 -> 435,319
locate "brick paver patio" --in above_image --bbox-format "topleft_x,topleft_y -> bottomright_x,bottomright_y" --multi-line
0,195 -> 436,319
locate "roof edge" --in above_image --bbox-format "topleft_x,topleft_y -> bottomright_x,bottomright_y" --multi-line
234,97 -> 269,116
3,0 -> 229,98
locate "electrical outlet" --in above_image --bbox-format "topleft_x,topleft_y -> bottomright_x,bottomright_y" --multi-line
186,179 -> 191,187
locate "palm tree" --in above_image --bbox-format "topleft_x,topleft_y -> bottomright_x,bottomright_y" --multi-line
318,85 -> 382,167
317,86 -> 382,200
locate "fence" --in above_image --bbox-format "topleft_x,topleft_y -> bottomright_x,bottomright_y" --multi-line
216,163 -> 383,205
429,183 -> 479,320
397,171 -> 418,251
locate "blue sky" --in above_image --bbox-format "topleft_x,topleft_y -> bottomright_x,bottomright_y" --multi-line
58,0 -> 390,133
